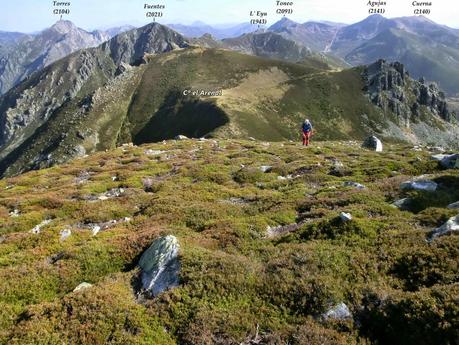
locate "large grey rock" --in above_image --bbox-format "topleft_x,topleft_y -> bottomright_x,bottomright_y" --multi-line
139,235 -> 180,297
447,201 -> 459,209
428,215 -> 459,241
322,303 -> 352,321
401,180 -> 438,192
439,154 -> 459,169
362,136 -> 383,152
392,198 -> 413,210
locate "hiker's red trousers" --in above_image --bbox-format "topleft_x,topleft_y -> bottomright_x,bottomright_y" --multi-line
303,131 -> 311,146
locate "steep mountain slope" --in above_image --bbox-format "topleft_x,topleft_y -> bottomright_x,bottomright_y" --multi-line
222,31 -> 312,62
0,21 -> 135,95
0,138 -> 458,344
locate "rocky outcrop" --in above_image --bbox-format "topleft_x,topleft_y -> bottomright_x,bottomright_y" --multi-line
363,60 -> 453,123
138,235 -> 180,297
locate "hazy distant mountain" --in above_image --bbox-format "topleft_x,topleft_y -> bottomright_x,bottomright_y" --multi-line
102,25 -> 136,38
269,17 -> 343,52
0,21 -> 113,95
268,15 -> 459,95
168,22 -> 257,39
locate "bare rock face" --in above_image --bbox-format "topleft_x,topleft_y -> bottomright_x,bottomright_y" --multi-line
139,235 -> 180,297
363,60 -> 453,122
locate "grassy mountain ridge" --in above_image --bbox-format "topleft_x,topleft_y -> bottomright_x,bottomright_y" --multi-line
0,44 -> 457,177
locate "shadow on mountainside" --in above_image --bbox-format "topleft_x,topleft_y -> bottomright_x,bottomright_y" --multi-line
133,90 -> 229,144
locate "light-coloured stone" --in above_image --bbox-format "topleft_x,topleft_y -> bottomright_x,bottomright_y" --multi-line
175,135 -> 188,140
340,212 -> 353,222
9,209 -> 20,218
60,229 -> 71,241
73,282 -> 93,292
401,180 -> 438,192
139,235 -> 180,297
322,303 -> 352,321
428,215 -> 459,241
447,201 -> 459,209
260,166 -> 273,173
30,219 -> 52,235
344,181 -> 366,190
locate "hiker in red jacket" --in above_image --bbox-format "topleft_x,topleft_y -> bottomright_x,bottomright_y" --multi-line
302,119 -> 313,146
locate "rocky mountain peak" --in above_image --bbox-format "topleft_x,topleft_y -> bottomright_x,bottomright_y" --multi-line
269,17 -> 298,31
49,20 -> 78,34
363,59 -> 453,123
103,22 -> 189,66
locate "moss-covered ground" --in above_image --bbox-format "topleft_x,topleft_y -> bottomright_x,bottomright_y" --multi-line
0,139 -> 457,344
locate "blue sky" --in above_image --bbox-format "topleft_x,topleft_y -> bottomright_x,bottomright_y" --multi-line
0,0 -> 458,32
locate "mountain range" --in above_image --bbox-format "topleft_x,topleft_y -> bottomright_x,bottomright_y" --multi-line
168,21 -> 257,39
268,15 -> 459,96
0,21 -> 134,95
0,21 -> 456,177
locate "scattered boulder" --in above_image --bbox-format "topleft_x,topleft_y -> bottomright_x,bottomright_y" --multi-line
145,149 -> 166,156
392,198 -> 413,211
60,229 -> 72,241
401,180 -> 438,192
30,219 -> 52,235
266,223 -> 302,238
431,154 -> 448,162
9,209 -> 20,218
322,303 -> 352,321
73,282 -> 93,293
428,216 -> 459,242
248,137 -> 256,141
139,235 -> 180,297
440,154 -> 459,169
91,225 -> 101,236
75,171 -> 92,185
344,181 -> 366,190
175,135 -> 188,140
362,136 -> 383,152
260,166 -> 273,173
447,201 -> 459,209
340,212 -> 353,222
277,175 -> 293,181
47,251 -> 66,265
329,160 -> 350,177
